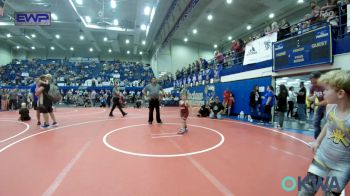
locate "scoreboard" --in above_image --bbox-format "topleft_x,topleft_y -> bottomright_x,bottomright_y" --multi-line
273,25 -> 333,71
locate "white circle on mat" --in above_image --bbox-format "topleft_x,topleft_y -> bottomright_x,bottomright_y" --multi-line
103,123 -> 225,158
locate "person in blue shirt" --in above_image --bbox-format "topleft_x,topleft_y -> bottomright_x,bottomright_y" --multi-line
30,80 -> 41,125
262,85 -> 275,124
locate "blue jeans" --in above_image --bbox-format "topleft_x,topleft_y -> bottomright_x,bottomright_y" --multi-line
250,106 -> 260,119
210,112 -> 222,119
297,103 -> 306,121
313,106 -> 326,139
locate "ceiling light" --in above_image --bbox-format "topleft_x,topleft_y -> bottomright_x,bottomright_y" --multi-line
110,0 -> 117,9
108,49 -> 112,53
85,16 -> 91,23
55,34 -> 60,39
89,48 -> 93,52
226,0 -> 232,4
51,13 -> 58,20
127,50 -> 130,54
50,46 -> 55,50
31,34 -> 36,38
144,6 -> 151,15
125,39 -> 130,44
192,29 -> 197,34
6,33 -> 11,38
70,47 -> 74,51
247,25 -> 252,30
228,36 -> 232,40
269,13 -> 275,18
25,35 -> 31,39
139,51 -> 143,55
297,0 -> 304,3
16,46 -> 20,49
80,35 -> 84,40
184,37 -> 188,42
103,37 -> 108,41
31,46 -> 36,50
140,24 -> 147,31
214,44 -> 218,48
113,19 -> 119,26
142,40 -> 146,45
76,0 -> 83,5
207,14 -> 213,21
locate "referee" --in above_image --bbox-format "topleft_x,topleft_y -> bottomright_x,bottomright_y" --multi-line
143,77 -> 164,124
109,82 -> 127,117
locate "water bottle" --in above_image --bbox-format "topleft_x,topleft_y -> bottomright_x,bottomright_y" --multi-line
240,111 -> 244,119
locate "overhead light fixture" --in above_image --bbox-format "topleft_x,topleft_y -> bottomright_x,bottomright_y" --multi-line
214,44 -> 218,48
207,14 -> 213,21
110,0 -> 117,9
184,37 -> 188,42
55,34 -> 60,39
16,46 -> 20,49
113,19 -> 119,26
226,0 -> 232,4
142,40 -> 146,45
103,37 -> 108,42
50,46 -> 55,50
144,6 -> 151,15
70,47 -> 74,51
6,33 -> 11,38
140,24 -> 147,31
269,13 -> 275,18
31,34 -> 36,38
80,35 -> 84,40
127,50 -> 130,54
76,0 -> 83,5
85,16 -> 91,23
297,0 -> 304,3
108,49 -> 112,53
89,48 -> 93,52
25,35 -> 31,39
125,39 -> 130,44
246,25 -> 252,30
139,51 -> 143,55
192,29 -> 197,34
31,46 -> 36,50
228,36 -> 232,40
51,13 -> 58,20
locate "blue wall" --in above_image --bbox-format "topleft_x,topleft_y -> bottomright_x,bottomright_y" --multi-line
188,76 -> 272,115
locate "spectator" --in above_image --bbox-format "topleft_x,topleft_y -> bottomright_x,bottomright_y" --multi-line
278,19 -> 290,40
310,0 -> 321,24
18,103 -> 31,121
197,104 -> 210,117
297,82 -> 307,123
214,51 -> 224,65
276,85 -> 288,129
209,96 -> 224,119
261,85 -> 275,124
249,85 -> 261,120
287,86 -> 297,118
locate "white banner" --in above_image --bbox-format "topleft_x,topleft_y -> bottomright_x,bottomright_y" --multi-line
348,4 -> 350,33
69,57 -> 100,63
243,32 -> 277,65
21,72 -> 29,77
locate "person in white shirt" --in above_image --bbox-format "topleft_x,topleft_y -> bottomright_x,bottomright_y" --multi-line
287,86 -> 297,118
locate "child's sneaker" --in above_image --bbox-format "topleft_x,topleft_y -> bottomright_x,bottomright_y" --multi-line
40,123 -> 50,129
177,128 -> 188,134
52,122 -> 59,127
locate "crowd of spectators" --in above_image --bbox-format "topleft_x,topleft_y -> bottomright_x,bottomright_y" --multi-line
0,59 -> 154,87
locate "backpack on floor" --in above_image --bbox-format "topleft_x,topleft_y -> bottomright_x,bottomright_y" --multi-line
48,84 -> 62,103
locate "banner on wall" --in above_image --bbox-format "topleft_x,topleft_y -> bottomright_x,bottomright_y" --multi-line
243,32 -> 277,65
69,57 -> 100,63
348,4 -> 350,33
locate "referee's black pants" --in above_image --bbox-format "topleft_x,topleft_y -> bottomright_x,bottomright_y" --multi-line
110,97 -> 126,116
149,98 -> 161,123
